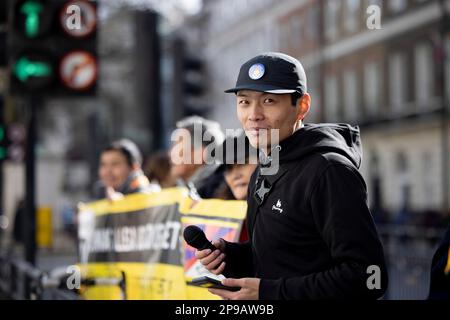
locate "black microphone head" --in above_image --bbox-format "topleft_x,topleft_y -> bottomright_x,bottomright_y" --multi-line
183,225 -> 213,250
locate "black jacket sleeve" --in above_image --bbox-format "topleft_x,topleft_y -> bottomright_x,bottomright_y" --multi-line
222,240 -> 254,278
259,163 -> 388,300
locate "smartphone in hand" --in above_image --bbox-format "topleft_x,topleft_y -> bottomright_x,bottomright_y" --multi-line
189,276 -> 240,292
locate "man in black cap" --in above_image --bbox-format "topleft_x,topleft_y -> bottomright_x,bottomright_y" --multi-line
195,52 -> 388,300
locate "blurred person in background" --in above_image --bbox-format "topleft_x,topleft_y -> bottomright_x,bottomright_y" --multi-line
428,222 -> 450,300
93,138 -> 156,200
12,198 -> 25,245
170,116 -> 225,199
144,151 -> 176,188
214,132 -> 258,242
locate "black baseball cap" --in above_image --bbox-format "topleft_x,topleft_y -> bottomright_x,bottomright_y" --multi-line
224,52 -> 307,95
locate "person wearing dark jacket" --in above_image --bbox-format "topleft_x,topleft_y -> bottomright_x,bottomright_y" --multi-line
428,222 -> 450,299
195,52 -> 388,300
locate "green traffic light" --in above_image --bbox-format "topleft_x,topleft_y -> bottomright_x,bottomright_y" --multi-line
20,0 -> 44,38
14,57 -> 52,82
0,127 -> 4,142
0,147 -> 6,160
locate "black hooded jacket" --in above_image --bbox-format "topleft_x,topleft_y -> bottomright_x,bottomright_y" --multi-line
222,123 -> 388,300
428,222 -> 450,300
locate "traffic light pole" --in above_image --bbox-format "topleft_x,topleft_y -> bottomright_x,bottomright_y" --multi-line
0,96 -> 4,247
440,0 -> 450,217
24,95 -> 38,266
23,95 -> 38,299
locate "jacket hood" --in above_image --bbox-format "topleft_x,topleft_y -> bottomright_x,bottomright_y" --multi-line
273,123 -> 363,168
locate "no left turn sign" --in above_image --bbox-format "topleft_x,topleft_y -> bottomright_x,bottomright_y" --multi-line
59,51 -> 97,91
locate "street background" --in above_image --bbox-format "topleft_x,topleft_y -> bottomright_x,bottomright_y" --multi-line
0,0 -> 449,300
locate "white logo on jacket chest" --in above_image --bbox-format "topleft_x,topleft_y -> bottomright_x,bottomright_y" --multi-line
272,199 -> 283,214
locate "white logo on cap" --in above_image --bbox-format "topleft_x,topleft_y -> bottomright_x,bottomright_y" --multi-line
249,63 -> 265,80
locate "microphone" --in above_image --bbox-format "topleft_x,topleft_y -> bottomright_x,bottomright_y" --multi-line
184,225 -> 237,278
183,225 -> 218,251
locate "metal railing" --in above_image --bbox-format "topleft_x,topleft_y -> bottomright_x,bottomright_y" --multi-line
1,224 -> 446,300
0,253 -> 80,300
377,224 -> 447,300
0,252 -> 127,300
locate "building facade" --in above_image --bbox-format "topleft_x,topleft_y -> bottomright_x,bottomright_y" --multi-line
196,0 -> 450,220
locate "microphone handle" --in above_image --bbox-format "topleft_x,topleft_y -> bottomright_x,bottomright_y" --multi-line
200,241 -> 218,252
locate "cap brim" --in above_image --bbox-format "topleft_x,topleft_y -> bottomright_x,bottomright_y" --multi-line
224,84 -> 297,94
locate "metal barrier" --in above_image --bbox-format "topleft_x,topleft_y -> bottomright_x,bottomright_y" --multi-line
378,224 -> 446,300
0,253 -> 80,300
80,271 -> 127,300
0,252 -> 128,300
1,225 -> 446,300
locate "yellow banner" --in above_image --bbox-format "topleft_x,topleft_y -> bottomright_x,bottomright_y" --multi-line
77,187 -> 246,300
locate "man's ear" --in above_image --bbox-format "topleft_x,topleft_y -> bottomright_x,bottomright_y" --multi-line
296,93 -> 311,121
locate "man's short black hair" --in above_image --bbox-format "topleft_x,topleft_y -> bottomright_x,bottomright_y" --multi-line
102,139 -> 143,167
291,93 -> 303,106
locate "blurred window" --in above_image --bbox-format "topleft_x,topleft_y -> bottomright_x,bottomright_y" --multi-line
343,69 -> 359,122
421,151 -> 434,208
388,0 -> 408,13
325,75 -> 340,120
344,0 -> 360,33
279,22 -> 290,52
389,52 -> 408,114
414,42 -> 434,108
396,152 -> 408,173
395,151 -> 411,209
364,61 -> 382,117
290,16 -> 303,50
325,0 -> 341,41
306,67 -> 321,122
370,153 -> 380,177
306,5 -> 319,40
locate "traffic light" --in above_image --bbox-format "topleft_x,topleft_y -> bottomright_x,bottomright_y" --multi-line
183,53 -> 204,97
0,124 -> 8,161
0,123 -> 26,162
8,0 -> 98,96
0,96 -> 25,162
0,96 -> 8,161
172,37 -> 208,118
6,124 -> 26,162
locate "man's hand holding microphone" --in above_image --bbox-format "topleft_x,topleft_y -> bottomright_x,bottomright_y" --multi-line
184,225 -> 260,300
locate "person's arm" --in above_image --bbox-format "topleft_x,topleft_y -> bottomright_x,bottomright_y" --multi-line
221,240 -> 253,278
259,164 -> 388,300
194,240 -> 253,279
